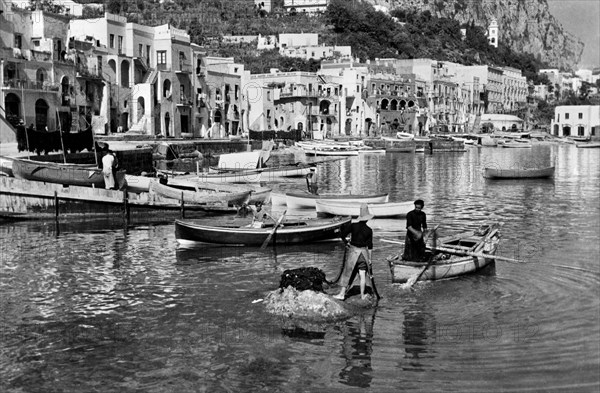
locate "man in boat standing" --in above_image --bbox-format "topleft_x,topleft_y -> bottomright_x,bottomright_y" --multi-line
334,204 -> 374,300
101,149 -> 116,190
402,199 -> 428,261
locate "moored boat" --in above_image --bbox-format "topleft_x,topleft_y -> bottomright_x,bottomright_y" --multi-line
483,166 -> 555,179
502,139 -> 532,148
149,180 -> 251,206
165,176 -> 271,204
576,142 -> 600,149
286,191 -> 389,209
0,156 -> 14,177
11,157 -> 105,187
315,199 -> 413,218
175,216 -> 352,246
389,223 -> 501,283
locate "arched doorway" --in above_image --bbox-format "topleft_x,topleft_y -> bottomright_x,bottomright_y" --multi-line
35,99 -> 49,131
163,79 -> 171,98
381,99 -> 389,110
553,124 -> 559,135
562,125 -> 571,136
120,60 -> 130,87
319,100 -> 330,115
5,93 -> 21,125
137,97 -> 145,122
36,68 -> 47,88
164,112 -> 171,137
345,118 -> 352,135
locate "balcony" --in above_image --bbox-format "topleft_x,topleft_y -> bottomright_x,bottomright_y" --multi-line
2,79 -> 60,92
177,96 -> 193,106
176,62 -> 192,74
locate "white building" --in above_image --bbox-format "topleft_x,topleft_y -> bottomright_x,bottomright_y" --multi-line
283,0 -> 329,13
487,18 -> 499,48
279,33 -> 318,48
551,105 -> 600,138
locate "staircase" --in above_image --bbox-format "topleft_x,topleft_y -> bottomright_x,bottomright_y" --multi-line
127,115 -> 149,134
143,69 -> 158,84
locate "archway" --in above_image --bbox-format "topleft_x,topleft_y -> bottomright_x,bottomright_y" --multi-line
319,100 -> 330,115
345,118 -> 352,135
164,112 -> 171,137
120,60 -> 130,87
562,125 -> 571,136
35,99 -> 49,131
381,99 -> 389,110
390,99 -> 398,111
36,68 -> 47,87
163,79 -> 171,98
553,124 -> 559,135
213,110 -> 222,124
5,93 -> 21,124
108,59 -> 116,79
137,97 -> 145,121
399,100 -> 406,110
407,100 -> 415,108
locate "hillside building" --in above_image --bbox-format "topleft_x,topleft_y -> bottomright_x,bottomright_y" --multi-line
551,105 -> 600,138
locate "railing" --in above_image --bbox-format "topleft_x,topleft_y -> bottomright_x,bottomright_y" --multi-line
279,91 -> 339,99
177,62 -> 192,73
2,79 -> 60,92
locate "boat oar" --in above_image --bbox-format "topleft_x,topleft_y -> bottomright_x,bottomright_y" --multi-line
260,210 -> 287,250
428,245 -> 525,264
366,256 -> 381,300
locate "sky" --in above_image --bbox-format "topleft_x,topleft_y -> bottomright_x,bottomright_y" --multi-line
546,0 -> 600,69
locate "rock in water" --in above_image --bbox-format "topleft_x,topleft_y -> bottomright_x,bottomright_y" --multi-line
264,287 -> 376,321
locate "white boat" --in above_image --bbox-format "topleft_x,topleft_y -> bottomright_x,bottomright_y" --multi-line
285,191 -> 389,209
576,142 -> 600,149
396,132 -> 415,140
295,141 -> 359,156
357,148 -> 386,154
166,176 -> 271,204
315,200 -> 413,218
502,139 -> 532,148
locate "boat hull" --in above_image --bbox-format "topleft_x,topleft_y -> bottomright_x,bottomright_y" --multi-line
484,166 -> 555,179
12,157 -> 105,187
315,200 -> 413,217
149,180 -> 251,205
175,216 -> 352,245
286,192 -> 389,209
390,255 -> 495,283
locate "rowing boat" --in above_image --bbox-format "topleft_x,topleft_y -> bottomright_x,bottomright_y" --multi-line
285,191 -> 389,209
175,216 -> 352,246
315,199 -> 413,218
11,157 -> 105,187
148,180 -> 251,206
388,223 -> 501,283
483,166 -> 555,179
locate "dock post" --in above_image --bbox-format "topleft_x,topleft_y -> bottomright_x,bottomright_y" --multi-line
180,191 -> 185,219
122,189 -> 130,224
54,191 -> 59,219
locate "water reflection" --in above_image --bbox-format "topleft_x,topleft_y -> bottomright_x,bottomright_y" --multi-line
338,310 -> 376,389
401,298 -> 434,371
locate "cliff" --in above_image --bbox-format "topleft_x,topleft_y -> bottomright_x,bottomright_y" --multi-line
367,0 -> 584,70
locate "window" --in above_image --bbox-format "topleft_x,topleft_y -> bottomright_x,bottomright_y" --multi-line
578,113 -> 583,119
146,45 -> 151,66
109,34 -> 115,49
138,44 -> 143,57
578,126 -> 585,136
180,84 -> 185,101
157,51 -> 167,65
33,39 -> 40,47
267,91 -> 271,101
14,34 -> 22,49
565,113 -> 569,120
118,36 -> 123,53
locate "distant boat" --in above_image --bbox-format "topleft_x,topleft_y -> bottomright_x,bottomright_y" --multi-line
315,200 -> 413,218
286,191 -> 389,209
483,166 -> 555,179
576,142 -> 600,149
502,139 -> 532,148
11,157 -> 105,187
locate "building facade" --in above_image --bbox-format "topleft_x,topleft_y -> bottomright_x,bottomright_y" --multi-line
551,105 -> 600,138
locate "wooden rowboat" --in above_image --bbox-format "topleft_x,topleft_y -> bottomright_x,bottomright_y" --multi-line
166,176 -> 271,205
149,180 -> 251,206
576,142 -> 600,148
483,166 -> 555,179
286,191 -> 389,209
175,216 -> 352,246
12,157 -> 105,187
315,200 -> 413,218
389,223 -> 501,283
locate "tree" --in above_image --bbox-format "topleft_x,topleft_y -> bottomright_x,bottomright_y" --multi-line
28,0 -> 65,14
106,0 -> 121,15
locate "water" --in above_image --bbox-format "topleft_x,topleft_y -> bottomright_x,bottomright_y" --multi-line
1,145 -> 599,392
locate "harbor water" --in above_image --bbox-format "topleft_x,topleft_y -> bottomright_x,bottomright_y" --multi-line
1,144 -> 598,392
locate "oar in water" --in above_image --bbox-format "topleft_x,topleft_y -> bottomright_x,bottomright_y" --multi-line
366,256 -> 381,300
260,210 -> 287,250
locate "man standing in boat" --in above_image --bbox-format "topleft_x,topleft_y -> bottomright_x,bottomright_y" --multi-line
334,204 -> 374,300
402,199 -> 428,261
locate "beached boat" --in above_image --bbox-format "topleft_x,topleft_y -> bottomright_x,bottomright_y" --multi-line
315,200 -> 413,218
149,180 -> 251,206
296,142 -> 359,156
502,139 -> 532,148
175,216 -> 352,246
165,176 -> 271,204
11,157 -> 105,187
286,191 -> 389,209
576,142 -> 600,149
388,223 -> 501,283
483,166 -> 555,179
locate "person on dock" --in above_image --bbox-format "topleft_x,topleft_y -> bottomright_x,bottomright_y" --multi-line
101,149 -> 116,190
402,199 -> 428,261
334,204 -> 374,300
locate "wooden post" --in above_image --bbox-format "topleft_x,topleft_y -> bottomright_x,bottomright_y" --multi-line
54,190 -> 59,219
122,189 -> 129,224
180,191 -> 185,219
56,109 -> 67,164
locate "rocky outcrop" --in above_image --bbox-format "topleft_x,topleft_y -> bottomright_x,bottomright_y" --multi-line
367,0 -> 584,70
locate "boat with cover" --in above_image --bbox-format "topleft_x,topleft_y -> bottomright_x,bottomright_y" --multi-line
483,166 -> 555,179
149,180 -> 252,206
315,199 -> 413,218
175,216 -> 352,246
388,223 -> 501,283
11,157 -> 105,187
286,191 -> 389,209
